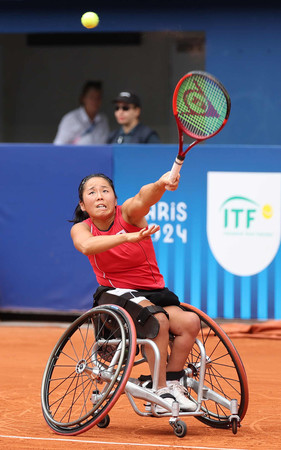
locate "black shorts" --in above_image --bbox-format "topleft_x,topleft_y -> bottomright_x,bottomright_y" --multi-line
93,286 -> 180,308
92,286 -> 180,339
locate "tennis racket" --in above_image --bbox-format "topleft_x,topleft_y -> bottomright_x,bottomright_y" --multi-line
169,70 -> 231,183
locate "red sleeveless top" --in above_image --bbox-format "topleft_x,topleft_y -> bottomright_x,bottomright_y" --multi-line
84,206 -> 164,289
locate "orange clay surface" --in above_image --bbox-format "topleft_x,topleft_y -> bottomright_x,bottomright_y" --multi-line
0,323 -> 280,450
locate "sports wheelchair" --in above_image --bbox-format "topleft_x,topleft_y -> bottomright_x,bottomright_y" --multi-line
41,303 -> 248,438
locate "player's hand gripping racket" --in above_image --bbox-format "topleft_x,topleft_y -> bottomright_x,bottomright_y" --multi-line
169,71 -> 231,183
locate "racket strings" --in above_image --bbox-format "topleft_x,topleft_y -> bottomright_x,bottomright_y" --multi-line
176,74 -> 229,138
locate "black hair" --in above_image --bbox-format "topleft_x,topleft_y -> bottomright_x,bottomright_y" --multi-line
79,80 -> 102,104
70,173 -> 117,224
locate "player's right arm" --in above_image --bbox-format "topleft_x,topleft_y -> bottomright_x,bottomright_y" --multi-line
122,172 -> 180,227
71,222 -> 160,256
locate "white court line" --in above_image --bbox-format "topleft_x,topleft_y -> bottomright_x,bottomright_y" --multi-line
0,435 -> 248,450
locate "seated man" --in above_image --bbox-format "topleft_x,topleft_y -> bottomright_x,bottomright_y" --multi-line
107,91 -> 160,144
54,80 -> 109,145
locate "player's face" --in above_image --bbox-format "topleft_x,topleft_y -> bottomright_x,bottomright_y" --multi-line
80,177 -> 117,222
114,102 -> 140,126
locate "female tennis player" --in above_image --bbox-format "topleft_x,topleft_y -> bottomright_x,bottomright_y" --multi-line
70,172 -> 199,413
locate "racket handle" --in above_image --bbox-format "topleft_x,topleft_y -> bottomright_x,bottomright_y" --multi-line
168,157 -> 184,183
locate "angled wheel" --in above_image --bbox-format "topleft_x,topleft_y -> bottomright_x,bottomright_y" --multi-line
231,417 -> 238,434
41,305 -> 136,435
97,414 -> 110,428
182,303 -> 249,429
173,420 -> 187,438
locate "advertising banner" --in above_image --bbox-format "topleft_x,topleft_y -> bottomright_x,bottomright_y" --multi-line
114,145 -> 281,320
207,172 -> 281,277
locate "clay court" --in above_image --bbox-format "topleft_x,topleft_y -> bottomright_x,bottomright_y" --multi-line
0,321 -> 280,450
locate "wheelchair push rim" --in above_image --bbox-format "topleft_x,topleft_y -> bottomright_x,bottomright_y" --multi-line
182,303 -> 249,429
41,305 -> 136,435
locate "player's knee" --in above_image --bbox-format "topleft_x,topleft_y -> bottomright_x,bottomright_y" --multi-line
155,311 -> 170,335
185,312 -> 200,337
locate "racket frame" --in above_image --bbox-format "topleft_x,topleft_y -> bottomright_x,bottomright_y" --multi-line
169,71 -> 231,183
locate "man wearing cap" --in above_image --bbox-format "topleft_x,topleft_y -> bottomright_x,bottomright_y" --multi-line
107,91 -> 160,144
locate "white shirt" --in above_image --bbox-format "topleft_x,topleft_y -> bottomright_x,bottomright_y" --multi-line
54,106 -> 110,145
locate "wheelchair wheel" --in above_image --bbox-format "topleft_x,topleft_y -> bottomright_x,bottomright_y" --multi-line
41,305 -> 136,435
182,303 -> 249,429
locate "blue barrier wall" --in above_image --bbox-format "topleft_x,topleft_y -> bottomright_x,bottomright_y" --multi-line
1,144 -> 281,319
114,145 -> 281,320
0,145 -> 112,313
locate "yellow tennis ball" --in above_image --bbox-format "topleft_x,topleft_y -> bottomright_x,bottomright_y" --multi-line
81,11 -> 99,29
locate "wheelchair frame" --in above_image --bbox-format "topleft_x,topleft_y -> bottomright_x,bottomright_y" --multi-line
41,303 -> 249,438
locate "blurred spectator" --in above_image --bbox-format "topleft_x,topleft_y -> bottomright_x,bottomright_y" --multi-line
107,91 -> 160,144
54,81 -> 109,145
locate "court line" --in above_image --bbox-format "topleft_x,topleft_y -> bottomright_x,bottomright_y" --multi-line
0,434 -> 248,450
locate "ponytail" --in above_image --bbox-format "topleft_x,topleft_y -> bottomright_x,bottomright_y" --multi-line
69,204 -> 89,224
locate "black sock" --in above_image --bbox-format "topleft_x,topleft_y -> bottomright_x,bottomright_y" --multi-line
166,370 -> 185,381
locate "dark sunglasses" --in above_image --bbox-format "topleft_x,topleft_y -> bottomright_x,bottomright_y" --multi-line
115,105 -> 133,111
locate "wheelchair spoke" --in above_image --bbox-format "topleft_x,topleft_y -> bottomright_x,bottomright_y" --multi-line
182,303 -> 248,429
41,306 -> 136,435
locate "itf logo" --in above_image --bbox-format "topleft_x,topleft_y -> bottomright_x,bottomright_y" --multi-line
207,172 -> 281,276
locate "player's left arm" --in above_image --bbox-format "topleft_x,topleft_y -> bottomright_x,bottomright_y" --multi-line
122,172 -> 180,227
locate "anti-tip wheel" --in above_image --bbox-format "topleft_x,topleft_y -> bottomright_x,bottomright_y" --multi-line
173,420 -> 187,438
97,414 -> 110,428
231,418 -> 238,434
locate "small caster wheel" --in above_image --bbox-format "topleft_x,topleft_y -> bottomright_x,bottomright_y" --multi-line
231,418 -> 238,434
97,414 -> 110,428
173,420 -> 187,438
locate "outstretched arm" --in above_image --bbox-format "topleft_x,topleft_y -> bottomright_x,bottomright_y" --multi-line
122,171 -> 180,227
71,222 -> 160,256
